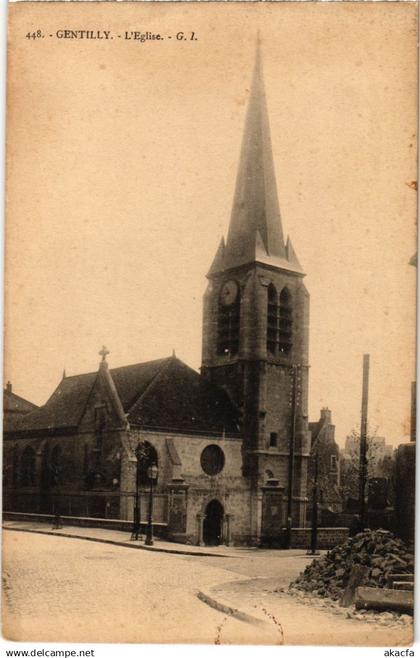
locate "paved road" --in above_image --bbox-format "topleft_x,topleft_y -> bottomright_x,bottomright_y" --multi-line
2,529 -> 413,646
180,547 -> 315,584
3,530 -> 259,643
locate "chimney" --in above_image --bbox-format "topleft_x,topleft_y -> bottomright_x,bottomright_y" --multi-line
6,381 -> 12,393
320,407 -> 332,424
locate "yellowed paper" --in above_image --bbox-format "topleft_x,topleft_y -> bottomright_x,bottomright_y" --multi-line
3,1 -> 417,647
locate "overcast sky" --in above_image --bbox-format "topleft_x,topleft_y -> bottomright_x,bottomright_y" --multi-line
6,2 -> 417,446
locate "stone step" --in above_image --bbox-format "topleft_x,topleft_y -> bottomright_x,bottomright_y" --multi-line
393,581 -> 414,591
386,573 -> 415,587
355,586 -> 413,615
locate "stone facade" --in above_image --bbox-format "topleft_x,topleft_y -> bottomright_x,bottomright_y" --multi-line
201,265 -> 311,539
119,429 -> 252,544
3,45 -> 311,547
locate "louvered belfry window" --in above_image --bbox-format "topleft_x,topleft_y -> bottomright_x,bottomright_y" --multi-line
217,289 -> 240,355
267,283 -> 278,354
279,288 -> 293,354
267,285 -> 293,355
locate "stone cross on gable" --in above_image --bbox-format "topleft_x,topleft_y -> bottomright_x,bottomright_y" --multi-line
99,345 -> 110,362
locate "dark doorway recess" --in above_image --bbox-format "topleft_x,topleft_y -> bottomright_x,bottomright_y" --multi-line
203,499 -> 224,546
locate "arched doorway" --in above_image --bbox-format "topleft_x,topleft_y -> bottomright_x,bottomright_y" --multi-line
203,499 -> 224,546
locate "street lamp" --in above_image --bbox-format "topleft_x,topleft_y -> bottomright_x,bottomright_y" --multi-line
131,445 -> 142,541
145,463 -> 158,546
286,364 -> 301,549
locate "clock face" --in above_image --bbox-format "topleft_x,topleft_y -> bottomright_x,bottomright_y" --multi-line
220,280 -> 239,306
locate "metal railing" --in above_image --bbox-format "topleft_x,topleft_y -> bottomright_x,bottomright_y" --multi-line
3,489 -> 169,524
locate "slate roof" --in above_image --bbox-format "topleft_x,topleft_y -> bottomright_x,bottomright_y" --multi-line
128,358 -> 241,434
3,389 -> 38,434
3,389 -> 38,416
5,356 -> 241,437
309,420 -> 323,445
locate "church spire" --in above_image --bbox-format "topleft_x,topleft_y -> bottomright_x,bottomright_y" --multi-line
209,38 -> 303,276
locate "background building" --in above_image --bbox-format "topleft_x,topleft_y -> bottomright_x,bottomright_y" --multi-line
308,408 -> 342,522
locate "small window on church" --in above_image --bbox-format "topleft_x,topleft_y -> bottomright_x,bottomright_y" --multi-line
266,284 -> 278,354
94,405 -> 107,431
50,444 -> 63,486
136,441 -> 159,486
269,432 -> 278,448
279,288 -> 293,354
21,446 -> 36,487
12,445 -> 19,487
201,444 -> 225,476
217,280 -> 240,356
330,455 -> 337,472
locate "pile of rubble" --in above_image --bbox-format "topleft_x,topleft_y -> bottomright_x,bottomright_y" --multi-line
291,529 -> 414,601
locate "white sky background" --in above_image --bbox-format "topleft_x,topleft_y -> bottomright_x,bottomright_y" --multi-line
5,2 -> 418,447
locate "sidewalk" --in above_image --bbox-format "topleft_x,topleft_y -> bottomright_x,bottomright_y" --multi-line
197,576 -> 414,645
2,519 -> 308,560
3,519 -> 414,645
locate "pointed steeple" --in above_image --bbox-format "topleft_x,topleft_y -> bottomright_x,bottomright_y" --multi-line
210,38 -> 303,276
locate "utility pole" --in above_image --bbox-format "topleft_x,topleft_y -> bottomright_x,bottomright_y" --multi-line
131,445 -> 142,541
286,364 -> 300,549
308,447 -> 320,555
359,354 -> 370,530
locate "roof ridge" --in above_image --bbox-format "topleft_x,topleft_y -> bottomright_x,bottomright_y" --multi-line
61,356 -> 172,381
62,371 -> 97,380
4,390 -> 38,408
110,357 -> 171,373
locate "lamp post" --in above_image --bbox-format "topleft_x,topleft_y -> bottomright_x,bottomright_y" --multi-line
359,354 -> 370,531
131,445 -> 142,541
286,364 -> 301,549
307,447 -> 320,556
145,463 -> 158,546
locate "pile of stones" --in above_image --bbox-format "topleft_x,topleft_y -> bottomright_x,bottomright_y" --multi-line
290,529 -> 414,601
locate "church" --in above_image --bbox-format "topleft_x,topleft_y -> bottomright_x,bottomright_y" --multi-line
3,45 -> 312,547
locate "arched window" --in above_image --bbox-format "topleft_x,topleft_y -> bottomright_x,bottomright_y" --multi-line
279,288 -> 293,354
12,445 -> 19,487
217,280 -> 240,356
21,446 -> 36,487
136,441 -> 159,486
50,445 -> 63,486
41,443 -> 50,490
266,283 -> 278,354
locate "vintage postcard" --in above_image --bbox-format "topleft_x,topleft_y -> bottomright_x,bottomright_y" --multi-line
2,0 -> 417,648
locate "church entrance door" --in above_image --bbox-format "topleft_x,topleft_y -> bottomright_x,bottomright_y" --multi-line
203,499 -> 224,545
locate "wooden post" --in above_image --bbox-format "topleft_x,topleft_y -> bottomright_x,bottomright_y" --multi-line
359,354 -> 370,529
286,365 -> 299,548
308,449 -> 319,555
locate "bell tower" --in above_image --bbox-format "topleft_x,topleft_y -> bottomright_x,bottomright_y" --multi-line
201,41 -> 311,539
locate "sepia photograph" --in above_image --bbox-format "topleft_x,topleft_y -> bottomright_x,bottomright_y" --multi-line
2,0 -> 418,648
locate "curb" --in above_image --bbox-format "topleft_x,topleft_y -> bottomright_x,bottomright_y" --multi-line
197,588 -> 267,626
2,526 -> 236,559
